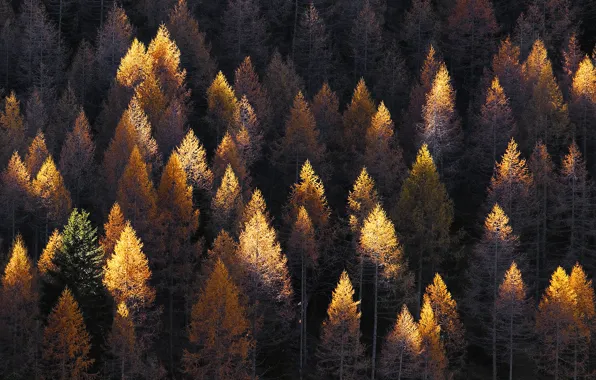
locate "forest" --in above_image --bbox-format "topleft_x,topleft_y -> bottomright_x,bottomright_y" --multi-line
1,0 -> 596,379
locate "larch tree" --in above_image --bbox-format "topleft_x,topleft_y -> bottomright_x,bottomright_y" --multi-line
205,229 -> 239,280
312,82 -> 341,146
418,294 -> 447,380
535,267 -> 577,379
48,86 -> 79,154
466,204 -> 521,380
211,164 -> 244,235
350,1 -> 383,83
277,91 -> 325,182
0,235 -> 39,379
286,160 -> 331,232
183,259 -> 252,380
212,131 -> 249,190
32,156 -> 72,235
396,144 -> 453,302
342,78 -> 375,155
236,205 -> 294,377
570,55 -> 596,164
360,204 -> 409,380
233,56 -> 272,135
239,188 -> 270,231
221,0 -> 267,68
24,90 -> 47,139
568,263 -> 596,379
418,63 -> 463,184
364,101 -> 406,197
424,274 -> 466,377
175,129 -> 214,195
374,42 -> 409,114
232,95 -> 263,168
106,302 -> 140,380
487,138 -> 533,235
38,229 -> 62,276
207,71 -> 237,139
59,110 -> 96,206
401,0 -> 438,69
491,37 -> 524,118
295,3 -> 330,94
25,129 -> 49,178
470,76 -> 516,180
495,261 -> 532,380
0,91 -> 25,164
316,271 -> 366,380
379,304 -> 421,380
166,0 -> 215,94
562,33 -> 582,98
116,147 -> 158,258
0,152 -> 32,238
100,202 -> 126,261
42,287 -> 93,380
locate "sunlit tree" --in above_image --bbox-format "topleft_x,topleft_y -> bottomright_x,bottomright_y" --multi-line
379,304 -> 421,379
0,91 -> 24,163
211,164 -> 243,235
32,156 -> 72,231
25,130 -> 49,177
207,71 -> 237,139
175,129 -> 213,194
286,160 -> 330,231
418,294 -> 447,380
100,202 -> 126,261
38,229 -> 62,276
234,56 -> 272,134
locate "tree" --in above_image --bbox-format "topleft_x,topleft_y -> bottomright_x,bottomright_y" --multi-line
470,76 -> 516,180
568,263 -> 595,379
32,156 -> 72,232
25,130 -> 49,177
570,55 -> 596,164
535,267 -> 577,379
360,204 -> 409,379
401,0 -> 438,68
236,205 -> 294,376
0,91 -> 25,164
487,138 -> 532,234
166,0 -> 215,93
495,261 -> 532,380
183,259 -> 252,380
232,95 -> 263,168
418,294 -> 447,380
374,42 -> 409,114
316,271 -> 366,380
312,82 -> 341,145
0,235 -> 39,379
106,302 -> 140,380
424,274 -> 466,377
211,164 -> 243,235
350,1 -> 383,82
116,39 -> 152,90
59,110 -> 96,205
207,71 -> 237,139
42,287 -> 93,380
418,63 -> 462,184
379,304 -> 421,380
562,33 -> 582,97
24,89 -> 47,139
48,86 -> 79,153
364,101 -> 405,197
239,188 -> 270,231
221,0 -> 267,69
147,24 -> 187,101
264,51 -> 304,132
212,131 -> 249,190
396,144 -> 453,301
234,56 -> 272,135
342,78 -> 375,155
68,40 -> 95,107
175,129 -> 213,194
205,229 -> 239,280
0,152 -> 32,237
38,228 -> 61,276
286,160 -> 330,231
466,204 -> 521,380
117,147 -> 158,256
100,202 -> 125,261
295,3 -> 330,94
491,38 -> 523,118
277,92 -> 325,181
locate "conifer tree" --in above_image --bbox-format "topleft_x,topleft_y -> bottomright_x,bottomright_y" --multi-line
25,130 -> 49,177
38,229 -> 61,276
491,38 -> 524,118
183,259 -> 252,380
0,235 -> 39,379
264,51 -> 304,132
207,71 -> 237,139
221,0 -> 267,68
116,38 -> 152,90
47,86 -> 79,153
418,294 -> 447,380
364,101 -> 405,197
239,188 -> 270,231
42,287 -> 93,380
277,92 -> 325,181
342,78 -> 375,155
495,261 -> 532,380
425,274 -> 466,377
211,164 -> 243,235
568,263 -> 595,378
175,129 -> 213,194
286,160 -> 330,231
295,3 -> 330,94
24,90 -> 47,139
0,91 -> 25,164
312,82 -> 341,145
0,151 -> 31,237
106,302 -> 139,379
205,229 -> 239,280
59,110 -> 96,205
418,63 -> 462,183
570,55 -> 596,163
401,0 -> 438,68
397,144 -> 453,300
234,56 -> 272,134
147,24 -> 187,100
212,131 -> 249,190
350,1 -> 382,82
100,202 -> 126,261
32,156 -> 72,231
562,34 -> 582,95
379,304 -> 421,380
232,95 -> 263,168
68,40 -> 95,107
316,271 -> 366,380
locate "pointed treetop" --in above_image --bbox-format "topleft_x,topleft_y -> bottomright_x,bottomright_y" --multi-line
569,263 -> 595,327
25,129 -> 49,177
147,24 -> 186,93
2,234 -> 32,289
368,101 -> 394,141
288,159 -> 330,228
561,141 -> 585,177
38,229 -> 63,276
32,156 -> 72,223
412,143 -> 438,176
360,204 -> 400,261
240,188 -> 269,228
523,39 -> 550,81
484,203 -> 514,239
492,138 -> 532,186
175,129 -> 213,192
499,261 -> 526,300
421,45 -> 441,89
348,167 -> 379,232
571,56 -> 596,100
117,39 -> 152,88
100,202 -> 126,260
207,71 -> 238,125
327,270 -> 360,321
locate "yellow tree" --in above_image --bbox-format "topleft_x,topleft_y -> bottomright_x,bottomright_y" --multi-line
286,160 -> 330,231
211,164 -> 244,235
360,204 -> 409,379
207,71 -> 238,139
212,131 -> 249,191
239,188 -> 269,230
147,24 -> 186,100
116,38 -> 152,89
495,261 -> 532,380
42,287 -> 93,380
491,37 -> 523,117
418,63 -> 462,183
0,151 -> 32,237
116,146 -> 158,254
100,202 -> 126,261
175,129 -> 213,194
0,235 -> 39,379
379,304 -> 421,380
364,102 -> 406,196
234,56 -> 272,134
397,144 -> 453,301
25,129 -> 49,177
571,56 -> 596,161
418,294 -> 447,380
205,229 -> 239,281
425,273 -> 466,376
32,156 -> 72,232
535,267 -> 577,379
0,91 -> 25,164
568,264 -> 595,378
38,229 -> 62,276
183,259 -> 252,380
316,271 -> 366,379
232,95 -> 263,168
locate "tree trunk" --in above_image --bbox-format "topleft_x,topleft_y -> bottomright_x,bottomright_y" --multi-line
371,256 -> 378,380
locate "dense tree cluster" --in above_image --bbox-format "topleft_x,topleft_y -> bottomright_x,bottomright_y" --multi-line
2,0 -> 596,379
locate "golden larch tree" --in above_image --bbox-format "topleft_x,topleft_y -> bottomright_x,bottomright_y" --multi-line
212,131 -> 249,190
286,159 -> 330,230
25,129 -> 49,177
100,202 -> 126,261
571,56 -> 596,161
342,78 -> 375,154
207,71 -> 238,139
232,95 -> 263,168
418,294 -> 447,380
183,259 -> 252,380
316,271 -> 366,379
147,24 -> 186,99
38,229 -> 62,276
211,164 -> 244,235
234,56 -> 272,134
205,229 -> 239,281
0,151 -> 32,237
42,287 -> 93,380
107,302 -> 139,379
239,188 -> 269,230
32,155 -> 72,228
379,304 -> 421,379
568,263 -> 595,378
175,129 -> 213,194
0,91 -> 25,164
116,38 -> 152,89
